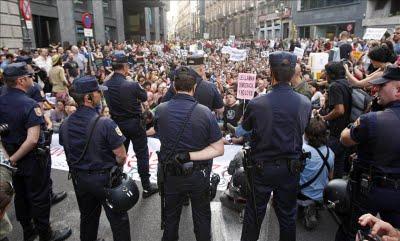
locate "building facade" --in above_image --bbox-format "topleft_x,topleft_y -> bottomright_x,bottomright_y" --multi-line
292,0 -> 366,39
16,0 -> 125,48
363,0 -> 400,30
204,0 -> 257,40
0,0 -> 24,50
257,0 -> 293,40
123,0 -> 168,42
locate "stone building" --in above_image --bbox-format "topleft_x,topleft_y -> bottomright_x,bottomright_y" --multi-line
0,0 -> 24,50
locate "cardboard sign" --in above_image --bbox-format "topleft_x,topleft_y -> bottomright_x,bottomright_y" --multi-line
352,51 -> 363,61
236,73 -> 256,100
294,47 -> 305,59
363,28 -> 387,40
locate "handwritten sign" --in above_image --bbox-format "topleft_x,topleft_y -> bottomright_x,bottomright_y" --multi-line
236,73 -> 257,100
363,28 -> 387,40
229,49 -> 247,62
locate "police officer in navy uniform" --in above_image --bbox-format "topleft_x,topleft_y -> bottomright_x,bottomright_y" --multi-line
154,67 -> 224,241
162,55 -> 224,115
0,62 -> 71,241
103,54 -> 158,198
0,57 -> 67,205
59,76 -> 131,241
339,65 -> 400,241
240,52 -> 311,241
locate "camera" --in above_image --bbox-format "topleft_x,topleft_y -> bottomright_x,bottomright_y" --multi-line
0,123 -> 9,135
356,229 -> 382,241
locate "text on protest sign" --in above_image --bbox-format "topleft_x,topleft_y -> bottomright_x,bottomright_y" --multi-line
363,28 -> 387,40
229,49 -> 247,62
236,73 -> 256,100
294,47 -> 305,59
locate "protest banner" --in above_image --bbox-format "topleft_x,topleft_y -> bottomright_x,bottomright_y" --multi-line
363,28 -> 387,40
50,135 -> 242,190
221,46 -> 232,54
236,73 -> 256,100
294,47 -> 305,59
261,51 -> 269,58
229,48 -> 247,62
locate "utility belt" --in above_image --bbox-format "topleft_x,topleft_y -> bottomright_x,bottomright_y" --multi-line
254,158 -> 306,176
70,168 -> 111,175
163,161 -> 209,177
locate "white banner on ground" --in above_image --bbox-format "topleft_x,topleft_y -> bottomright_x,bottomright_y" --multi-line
363,28 -> 387,40
294,47 -> 305,59
229,49 -> 247,62
50,135 -> 241,190
236,73 -> 257,100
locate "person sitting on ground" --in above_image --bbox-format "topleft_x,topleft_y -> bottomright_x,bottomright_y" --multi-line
49,100 -> 67,133
298,116 -> 334,230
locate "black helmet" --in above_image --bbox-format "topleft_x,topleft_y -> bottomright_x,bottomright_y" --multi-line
105,173 -> 139,212
323,179 -> 351,214
231,167 -> 249,198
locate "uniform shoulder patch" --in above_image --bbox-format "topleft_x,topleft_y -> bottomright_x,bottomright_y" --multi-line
34,107 -> 43,116
115,126 -> 123,136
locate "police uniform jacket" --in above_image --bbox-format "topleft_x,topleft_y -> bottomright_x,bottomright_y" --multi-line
59,106 -> 126,171
0,88 -> 44,175
155,94 -> 222,164
350,101 -> 400,174
242,82 -> 311,162
103,73 -> 147,120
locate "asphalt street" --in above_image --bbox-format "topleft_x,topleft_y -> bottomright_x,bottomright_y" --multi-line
7,169 -> 338,241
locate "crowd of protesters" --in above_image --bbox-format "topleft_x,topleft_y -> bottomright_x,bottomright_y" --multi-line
1,26 -> 400,239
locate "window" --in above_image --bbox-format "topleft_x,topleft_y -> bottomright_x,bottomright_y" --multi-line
301,0 -> 358,10
74,0 -> 88,10
390,0 -> 400,16
299,26 -> 310,38
103,0 -> 112,17
375,0 -> 388,10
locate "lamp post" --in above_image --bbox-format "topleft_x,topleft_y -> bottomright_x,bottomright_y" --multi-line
275,1 -> 286,40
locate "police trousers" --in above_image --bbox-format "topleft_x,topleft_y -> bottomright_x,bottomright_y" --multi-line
116,118 -> 150,186
71,171 -> 131,241
335,183 -> 400,241
241,161 -> 299,241
162,168 -> 211,241
13,156 -> 51,235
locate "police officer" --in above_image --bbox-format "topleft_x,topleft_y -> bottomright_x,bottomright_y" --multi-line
0,57 -> 67,206
162,54 -> 224,114
240,52 -> 311,241
59,76 -> 131,241
154,67 -> 224,241
103,54 -> 158,198
0,62 -> 71,241
339,65 -> 400,241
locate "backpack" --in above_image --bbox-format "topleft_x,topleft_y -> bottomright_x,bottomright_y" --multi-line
349,88 -> 373,122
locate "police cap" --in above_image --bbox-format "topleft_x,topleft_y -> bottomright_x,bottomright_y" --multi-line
15,56 -> 33,65
3,62 -> 32,78
369,65 -> 400,85
73,75 -> 108,94
112,54 -> 128,64
269,51 -> 297,68
187,54 -> 205,66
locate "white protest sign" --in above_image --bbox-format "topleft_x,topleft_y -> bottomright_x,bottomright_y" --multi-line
363,28 -> 387,40
50,135 -> 242,190
310,52 -> 329,72
294,47 -> 305,59
83,28 -> 93,37
203,33 -> 209,39
269,40 -> 275,49
189,44 -> 197,53
229,35 -> 236,44
229,48 -> 247,62
181,50 -> 188,57
236,73 -> 257,100
221,46 -> 232,54
261,51 -> 269,58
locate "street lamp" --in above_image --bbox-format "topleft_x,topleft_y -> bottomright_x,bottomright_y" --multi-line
275,1 -> 286,40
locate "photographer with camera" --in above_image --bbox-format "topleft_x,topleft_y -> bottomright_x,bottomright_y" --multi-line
338,65 -> 400,241
0,63 -> 71,241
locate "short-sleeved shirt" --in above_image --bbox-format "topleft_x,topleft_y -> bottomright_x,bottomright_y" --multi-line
64,60 -> 79,78
59,106 -> 126,171
300,143 -> 335,201
224,103 -> 243,127
242,82 -> 311,161
350,101 -> 400,173
0,88 -> 44,175
1,83 -> 44,103
103,73 -> 147,119
338,41 -> 353,60
327,79 -> 352,137
155,94 -> 222,164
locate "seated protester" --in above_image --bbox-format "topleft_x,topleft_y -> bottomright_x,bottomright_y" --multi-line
298,116 -> 334,230
223,89 -> 243,127
310,81 -> 324,109
49,100 -> 67,133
